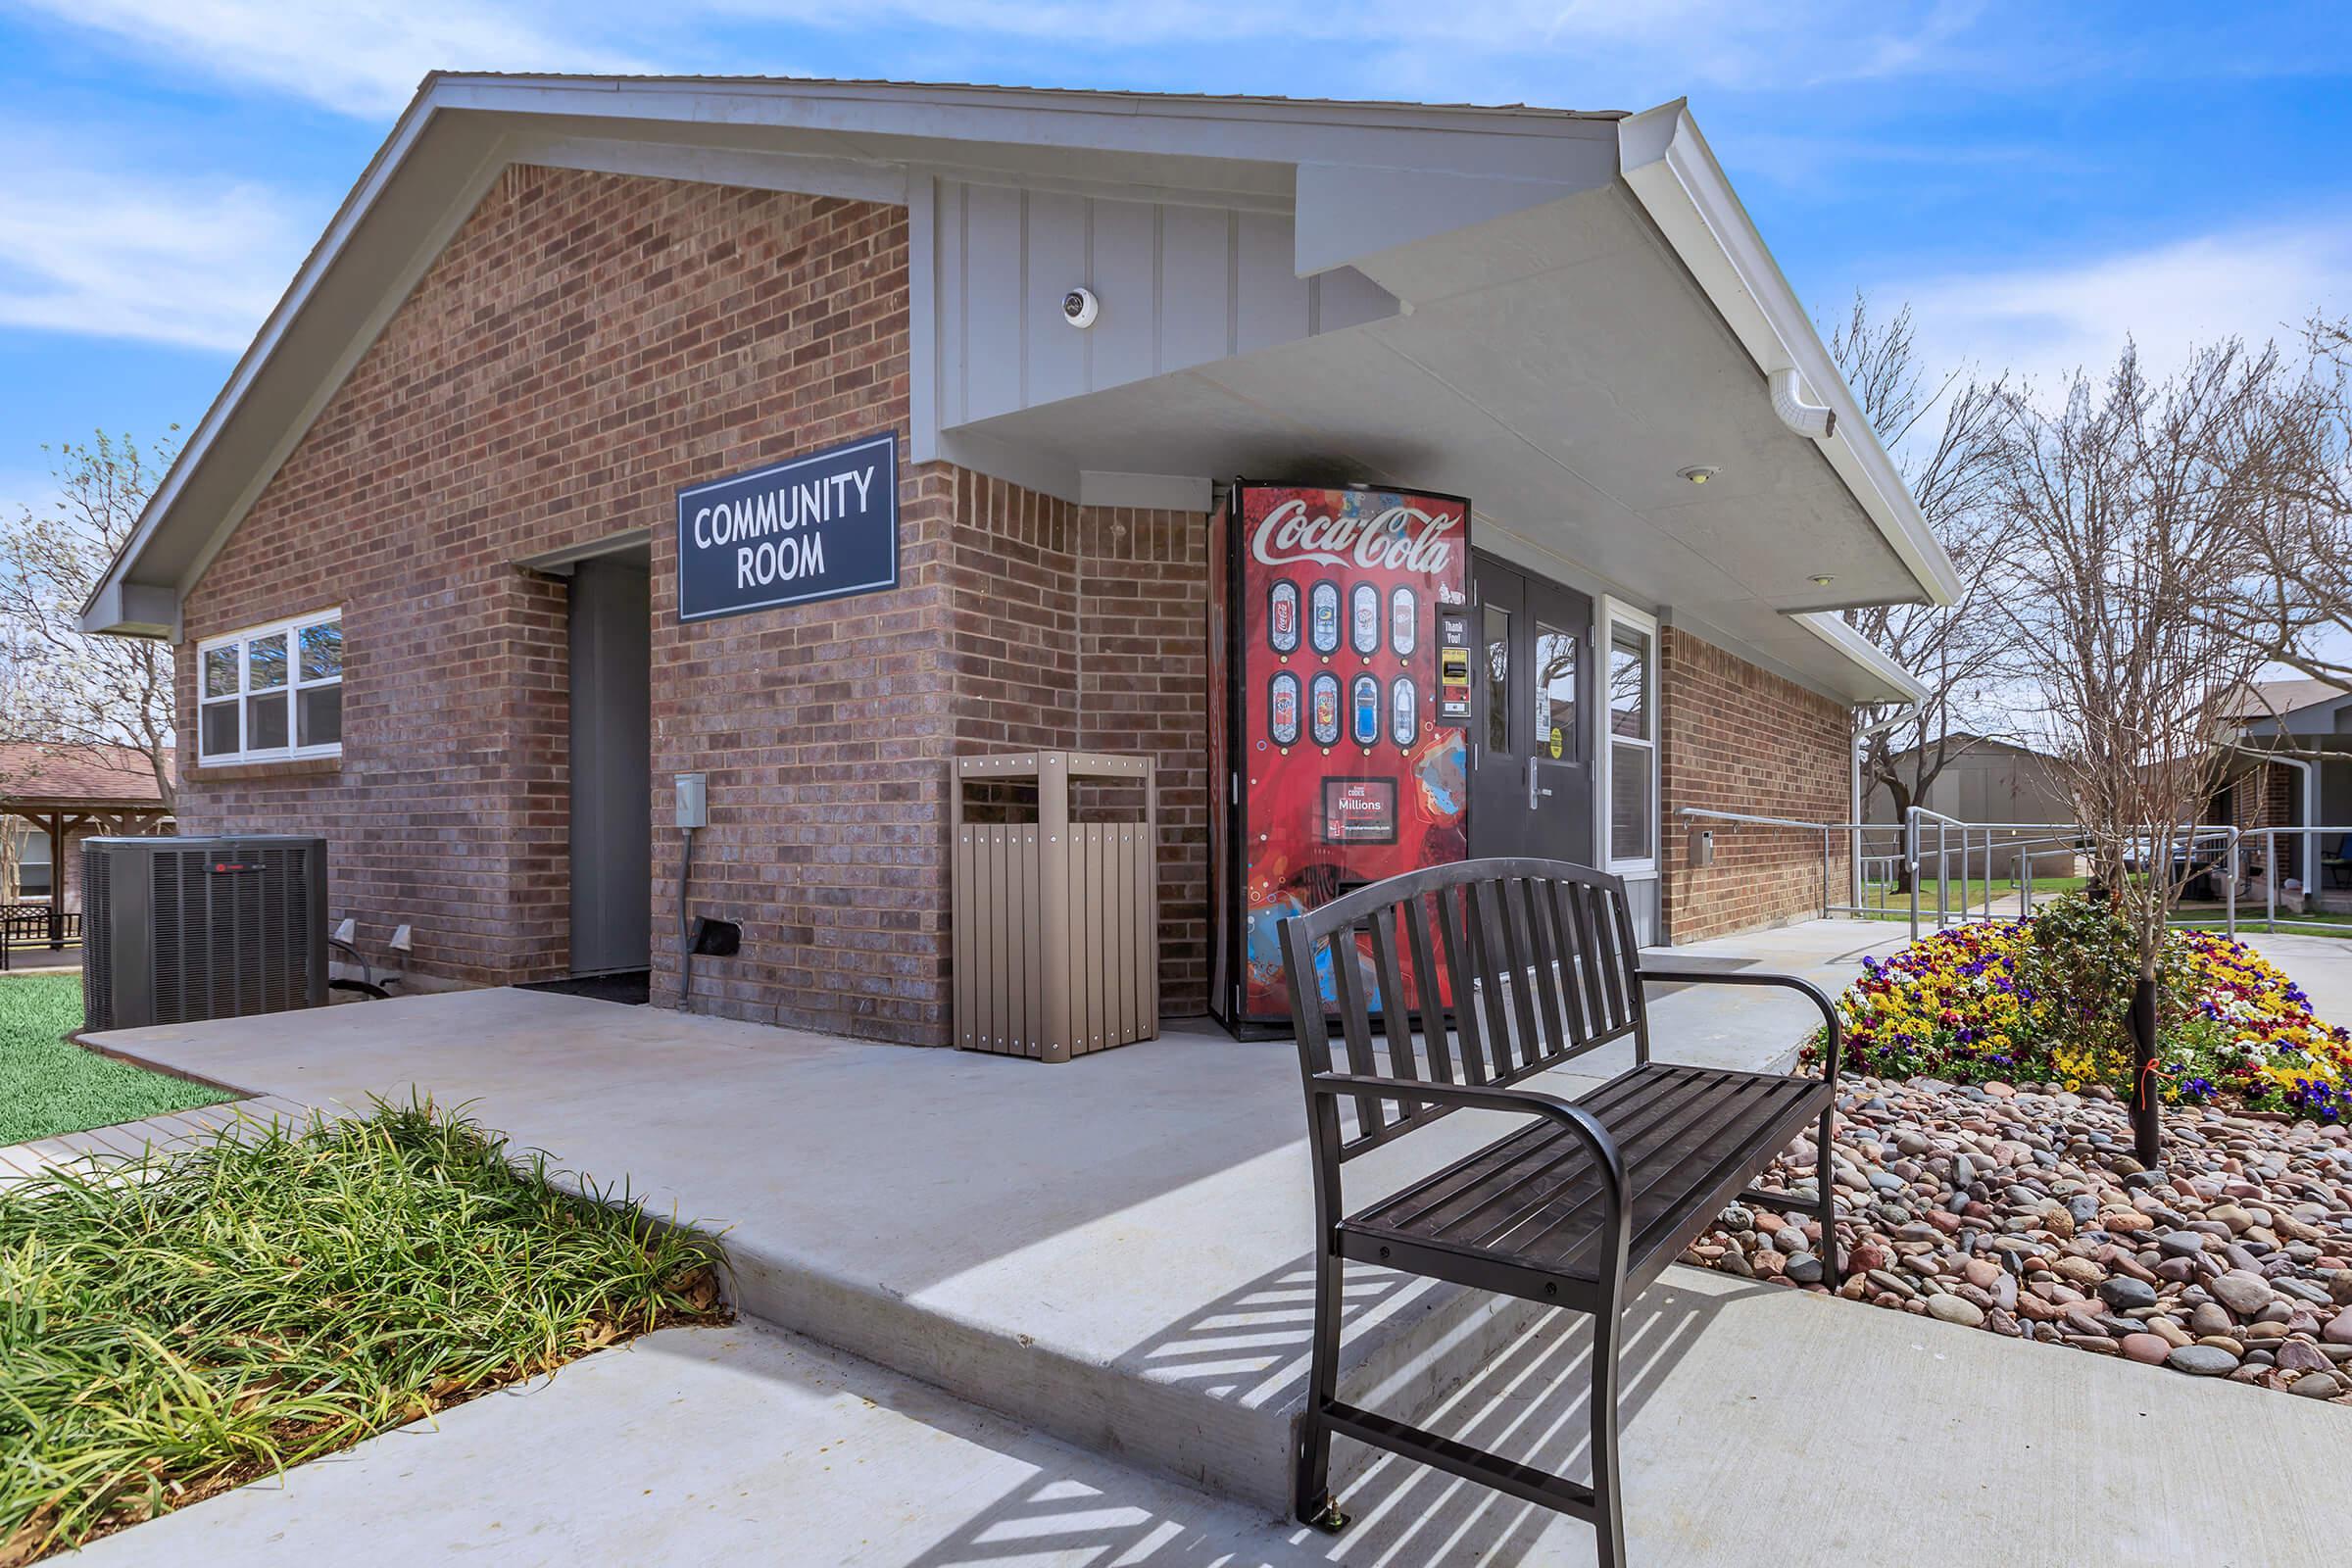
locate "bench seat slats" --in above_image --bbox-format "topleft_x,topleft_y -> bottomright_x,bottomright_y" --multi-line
1344,1061 -> 1827,1285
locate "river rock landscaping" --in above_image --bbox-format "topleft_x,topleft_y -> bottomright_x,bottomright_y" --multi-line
1687,898 -> 2352,1403
1690,1075 -> 2352,1401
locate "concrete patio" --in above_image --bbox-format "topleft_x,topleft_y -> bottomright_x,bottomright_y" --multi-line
70,917 -> 2352,1564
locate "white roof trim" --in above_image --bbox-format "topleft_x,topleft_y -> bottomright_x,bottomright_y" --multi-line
1790,611 -> 1929,706
1617,103 -> 1961,609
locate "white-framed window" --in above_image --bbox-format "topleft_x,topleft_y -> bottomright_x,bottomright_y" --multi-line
1597,598 -> 1658,877
14,830 -> 51,899
197,610 -> 344,764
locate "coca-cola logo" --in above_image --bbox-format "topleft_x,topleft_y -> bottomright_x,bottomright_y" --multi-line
1250,498 -> 1459,573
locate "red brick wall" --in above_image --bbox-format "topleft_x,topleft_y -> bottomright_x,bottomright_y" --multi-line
177,165 -> 956,1040
1657,625 -> 1850,943
174,164 -> 1213,1040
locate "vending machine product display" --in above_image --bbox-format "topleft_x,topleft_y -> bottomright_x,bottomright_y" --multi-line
1214,481 -> 1472,1031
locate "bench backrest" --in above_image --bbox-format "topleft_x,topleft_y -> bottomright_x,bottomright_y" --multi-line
1278,857 -> 1647,1160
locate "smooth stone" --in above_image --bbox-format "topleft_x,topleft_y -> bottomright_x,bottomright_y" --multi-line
2097,1277 -> 2158,1312
2158,1231 -> 2207,1258
2168,1346 -> 2240,1376
1926,1294 -> 1985,1328
2209,1272 -> 2276,1317
2325,1309 -> 2352,1347
2291,1371 -> 2341,1398
2120,1333 -> 2172,1365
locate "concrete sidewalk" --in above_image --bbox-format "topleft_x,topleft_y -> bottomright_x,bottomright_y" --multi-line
75,1271 -> 2351,1567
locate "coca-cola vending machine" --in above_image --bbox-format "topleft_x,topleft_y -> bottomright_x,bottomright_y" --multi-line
1212,481 -> 1473,1033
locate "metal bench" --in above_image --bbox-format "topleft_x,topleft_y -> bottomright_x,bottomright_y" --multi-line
1278,857 -> 1843,1568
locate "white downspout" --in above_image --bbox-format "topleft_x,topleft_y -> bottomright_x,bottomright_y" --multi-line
2232,745 -> 2318,895
1770,368 -> 1838,439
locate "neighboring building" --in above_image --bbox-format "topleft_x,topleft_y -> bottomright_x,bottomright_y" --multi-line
81,76 -> 1950,1045
2223,678 -> 2352,903
0,742 -> 173,942
1860,735 -> 2077,877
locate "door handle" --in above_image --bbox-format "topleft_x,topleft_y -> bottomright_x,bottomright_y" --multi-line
1527,758 -> 1554,808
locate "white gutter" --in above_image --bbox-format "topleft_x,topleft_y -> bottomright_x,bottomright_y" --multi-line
1617,102 -> 1962,609
1789,612 -> 1927,706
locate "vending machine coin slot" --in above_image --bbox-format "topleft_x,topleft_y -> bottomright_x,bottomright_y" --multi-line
1437,612 -> 1473,722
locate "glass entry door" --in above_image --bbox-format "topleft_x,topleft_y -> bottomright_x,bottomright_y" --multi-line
1467,555 -> 1593,864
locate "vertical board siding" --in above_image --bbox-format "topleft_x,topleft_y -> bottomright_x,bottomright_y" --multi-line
931,178 -> 1396,425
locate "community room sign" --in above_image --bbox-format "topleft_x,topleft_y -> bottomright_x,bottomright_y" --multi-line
674,431 -> 899,622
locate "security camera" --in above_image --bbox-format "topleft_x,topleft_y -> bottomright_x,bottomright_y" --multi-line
1061,286 -> 1100,329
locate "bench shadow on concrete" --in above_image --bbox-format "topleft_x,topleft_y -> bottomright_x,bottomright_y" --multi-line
887,1263 -> 1763,1567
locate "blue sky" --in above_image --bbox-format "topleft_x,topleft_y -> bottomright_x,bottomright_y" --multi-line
1,1 -> 2348,515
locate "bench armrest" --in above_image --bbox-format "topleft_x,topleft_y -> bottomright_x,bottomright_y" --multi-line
1638,966 -> 1846,1086
1308,1072 -> 1631,1213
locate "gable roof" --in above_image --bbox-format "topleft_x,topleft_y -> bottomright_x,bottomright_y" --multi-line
78,74 -> 1952,707
2226,677 -> 2350,723
0,743 -> 170,808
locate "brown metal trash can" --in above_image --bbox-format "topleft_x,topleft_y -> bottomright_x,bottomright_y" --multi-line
952,751 -> 1158,1061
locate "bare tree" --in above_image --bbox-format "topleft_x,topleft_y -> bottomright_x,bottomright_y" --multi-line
1997,340 -> 2304,1161
1828,296 -> 2015,877
0,431 -> 179,810
2224,314 -> 2352,690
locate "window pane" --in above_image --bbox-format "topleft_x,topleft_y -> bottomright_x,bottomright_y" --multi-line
1534,625 -> 1577,760
300,620 -> 343,681
298,685 -> 342,748
1609,626 -> 1649,740
246,692 -> 289,750
204,646 -> 239,699
1482,604 -> 1511,755
19,862 -> 51,898
249,632 -> 288,691
201,699 -> 239,758
1610,741 -> 1653,860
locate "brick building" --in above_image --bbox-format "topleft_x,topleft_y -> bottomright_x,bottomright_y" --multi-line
85,77 -> 1949,1046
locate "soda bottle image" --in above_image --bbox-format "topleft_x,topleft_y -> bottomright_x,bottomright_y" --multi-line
1268,579 -> 1300,655
1309,672 -> 1342,746
1309,580 -> 1341,656
1350,582 -> 1380,657
1391,586 -> 1417,657
1391,676 -> 1417,747
1269,671 -> 1300,746
1350,673 -> 1381,747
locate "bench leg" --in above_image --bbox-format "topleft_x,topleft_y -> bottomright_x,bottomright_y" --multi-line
1813,1102 -> 1840,1280
1588,1304 -> 1627,1568
1294,1241 -> 1348,1533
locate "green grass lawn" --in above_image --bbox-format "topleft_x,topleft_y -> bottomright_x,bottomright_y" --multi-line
0,973 -> 234,1146
0,1101 -> 727,1560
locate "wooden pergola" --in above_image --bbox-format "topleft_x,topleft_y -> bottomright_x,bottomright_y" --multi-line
1,744 -> 172,952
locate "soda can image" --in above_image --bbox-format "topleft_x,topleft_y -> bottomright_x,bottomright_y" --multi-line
1350,582 -> 1380,657
1268,579 -> 1300,654
1309,580 -> 1342,656
1391,676 -> 1417,747
1391,586 -> 1417,657
1310,672 -> 1342,746
1350,673 -> 1381,747
1269,671 -> 1300,746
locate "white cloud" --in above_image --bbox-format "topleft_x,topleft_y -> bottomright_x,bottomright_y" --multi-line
1899,223 -> 2352,395
11,0 -> 662,120
0,160 -> 306,352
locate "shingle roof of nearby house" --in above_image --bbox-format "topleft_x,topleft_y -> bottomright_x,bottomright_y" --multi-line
0,743 -> 169,807
2225,678 -> 2352,723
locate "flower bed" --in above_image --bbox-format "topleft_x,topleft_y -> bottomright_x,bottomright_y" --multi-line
1819,906 -> 2352,1121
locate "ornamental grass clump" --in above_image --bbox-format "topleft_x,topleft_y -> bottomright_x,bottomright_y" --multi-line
1811,892 -> 2352,1121
0,1099 -> 725,1562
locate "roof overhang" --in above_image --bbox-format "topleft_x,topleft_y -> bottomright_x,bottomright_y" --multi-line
80,75 -> 1949,706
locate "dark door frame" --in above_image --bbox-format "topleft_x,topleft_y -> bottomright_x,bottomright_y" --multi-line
1468,552 -> 1594,865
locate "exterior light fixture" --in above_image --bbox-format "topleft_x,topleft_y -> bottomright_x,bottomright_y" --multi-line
1677,466 -> 1717,485
1810,574 -> 1836,587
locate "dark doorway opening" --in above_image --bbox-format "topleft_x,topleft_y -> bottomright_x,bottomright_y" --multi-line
566,551 -> 652,978
1467,554 -> 1594,863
